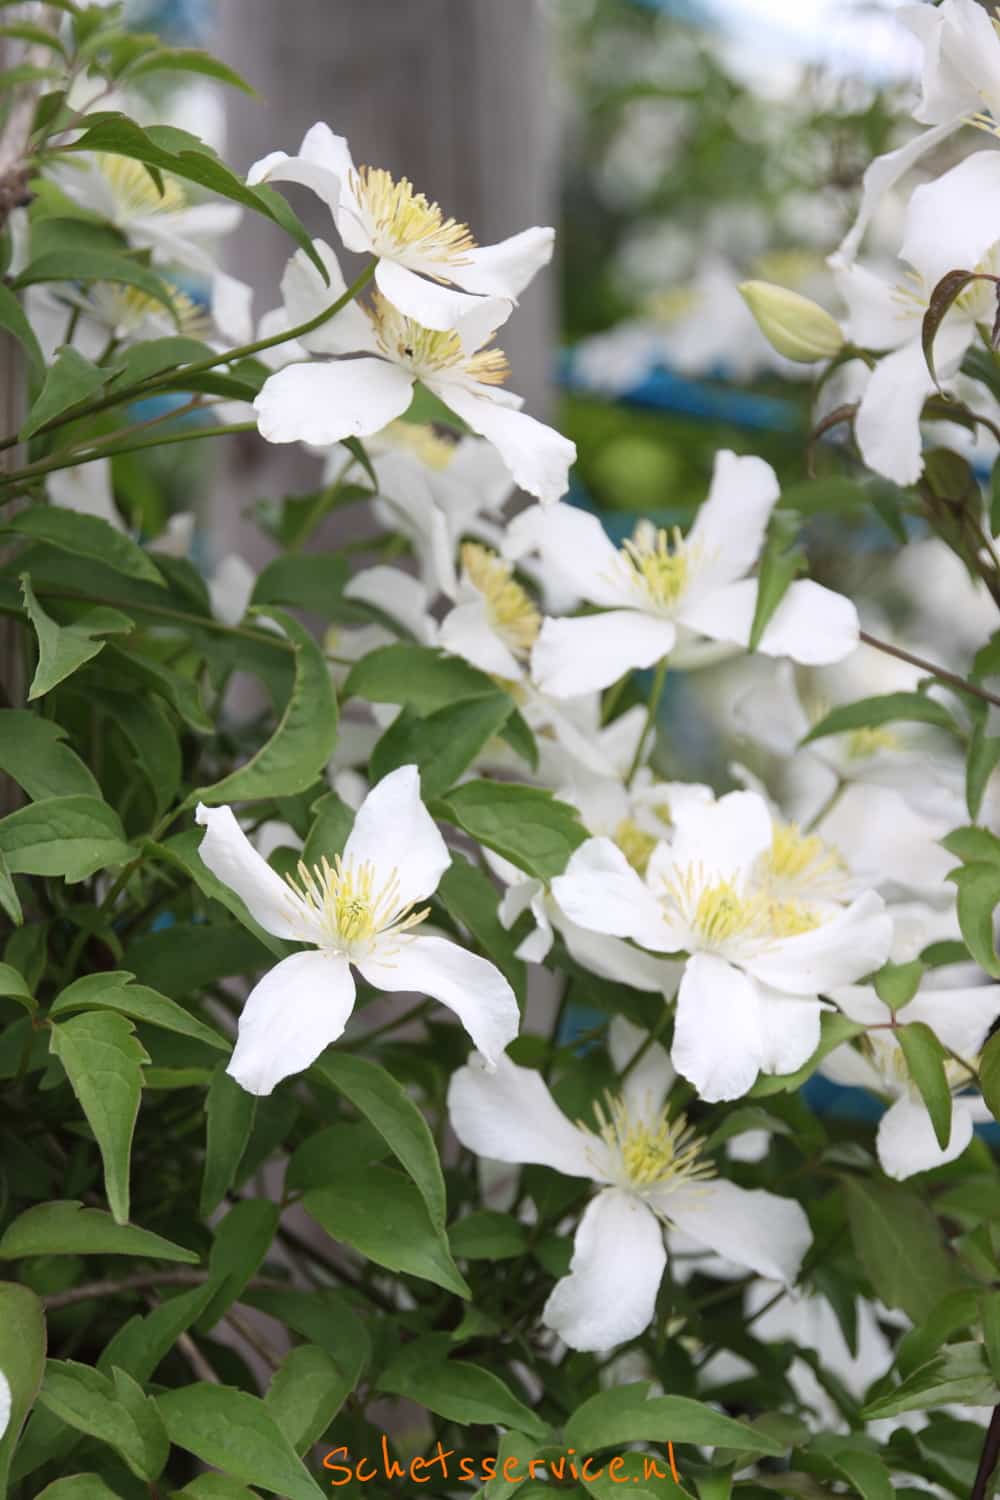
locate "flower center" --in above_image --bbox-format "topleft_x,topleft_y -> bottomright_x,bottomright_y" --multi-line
89,281 -> 210,339
660,864 -> 820,951
460,543 -> 541,655
589,1093 -> 714,1192
845,726 -> 899,759
613,817 -> 657,875
383,420 -> 456,471
762,820 -> 848,901
367,293 -> 510,384
284,855 -> 427,955
351,166 -> 477,266
620,524 -> 692,611
97,153 -> 186,216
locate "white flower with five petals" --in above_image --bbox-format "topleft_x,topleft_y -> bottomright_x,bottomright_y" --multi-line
247,122 -> 554,332
254,240 -> 575,505
504,451 -> 858,698
196,765 -> 519,1095
551,790 -> 893,1102
448,1017 -> 811,1352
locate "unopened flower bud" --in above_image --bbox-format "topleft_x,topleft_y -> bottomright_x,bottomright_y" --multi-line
739,280 -> 844,363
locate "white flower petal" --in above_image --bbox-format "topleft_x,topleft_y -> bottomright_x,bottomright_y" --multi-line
834,262 -> 911,351
344,566 -> 434,643
357,935 -> 518,1067
374,257 -> 492,332
342,764 -> 449,907
827,984 -> 891,1028
906,983 -> 1000,1059
255,358 -> 414,446
855,331 -> 969,487
552,837 -> 677,950
901,152 -> 1000,291
559,915 -> 681,995
195,802 -> 312,942
756,989 -> 825,1077
666,789 -> 772,886
609,1015 -> 675,1123
430,379 -> 575,505
208,554 -> 256,628
662,1180 -> 811,1286
454,226 -> 555,299
543,1189 -> 666,1352
685,450 -> 780,594
248,127 -> 346,220
832,117 -> 963,268
532,612 -> 677,698
504,501 -> 632,608
48,458 -> 121,530
438,598 -> 524,679
280,239 -> 378,356
904,0 -> 1000,125
819,1040 -> 886,1093
0,1368 -> 9,1441
447,1051 -> 597,1177
671,954 -> 766,1103
228,949 -> 356,1095
747,891 -> 893,997
876,1092 -> 973,1180
678,577 -> 858,666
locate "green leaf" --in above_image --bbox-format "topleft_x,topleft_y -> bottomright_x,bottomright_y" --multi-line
176,1477 -> 259,1500
895,1287 -> 980,1377
99,1283 -> 214,1384
862,1342 -> 997,1419
20,576 -> 132,698
241,1287 -> 369,1387
966,717 -> 1000,820
565,1385 -> 786,1456
942,825 -> 1000,867
198,1199 -> 279,1331
51,970 -> 228,1052
0,710 -> 99,801
371,693 -> 515,799
310,1053 -> 447,1228
201,1064 -> 255,1217
830,1451 -> 894,1500
0,1283 -> 46,1500
302,790 -> 353,867
156,1384 -> 326,1500
151,829 -> 286,958
435,780 -> 587,881
748,510 -> 805,652
436,853 -> 526,1004
13,249 -> 178,319
251,552 -> 350,617
450,1210 -> 529,1260
49,1012 -> 147,1224
580,1449 -> 687,1500
265,1345 -> 352,1455
979,1032 -> 1000,1124
949,861 -> 1000,978
93,690 -> 180,817
0,961 -> 34,1014
0,795 -> 130,881
843,1177 -> 964,1321
0,283 -> 44,383
102,642 -> 210,733
802,692 -> 959,744
123,46 -> 254,91
873,959 -> 924,1012
377,1334 -> 547,1440
0,853 -> 22,929
33,1478 -> 124,1500
6,509 -> 165,586
982,1292 -> 1000,1387
896,1021 -> 953,1151
20,348 -> 116,438
194,610 -> 337,804
750,1011 -> 866,1096
303,1167 -> 470,1298
38,1362 -> 167,1482
343,643 -> 503,714
0,1201 -> 198,1262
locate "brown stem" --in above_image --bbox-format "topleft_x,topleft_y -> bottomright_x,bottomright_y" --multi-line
971,1402 -> 1000,1500
41,1269 -> 291,1310
859,630 -> 1000,711
175,1328 -> 221,1385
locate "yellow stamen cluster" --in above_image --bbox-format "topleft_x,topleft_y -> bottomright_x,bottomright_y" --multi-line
461,543 -> 541,655
763,821 -> 847,901
846,726 -> 899,759
284,855 -> 427,953
352,166 -> 477,265
620,525 -> 692,610
613,817 -> 658,875
383,420 -> 455,471
661,865 -> 820,950
93,282 -> 210,339
368,292 -> 510,384
97,153 -> 186,215
589,1093 -> 713,1191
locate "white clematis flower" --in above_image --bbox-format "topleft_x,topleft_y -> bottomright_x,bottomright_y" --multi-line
253,240 -> 576,505
0,1367 -> 9,1441
504,451 -> 858,698
247,122 -> 554,332
835,151 -> 1000,485
551,790 -> 893,1102
822,976 -> 1000,1180
196,764 -> 519,1095
448,1016 -> 811,1351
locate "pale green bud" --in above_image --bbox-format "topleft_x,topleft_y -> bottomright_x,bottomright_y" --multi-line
738,280 -> 844,363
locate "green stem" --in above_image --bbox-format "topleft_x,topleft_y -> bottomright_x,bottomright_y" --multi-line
0,259 -> 378,454
628,655 -> 668,784
0,420 -> 257,491
12,584 -> 295,652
